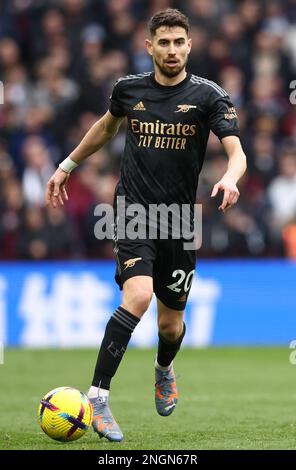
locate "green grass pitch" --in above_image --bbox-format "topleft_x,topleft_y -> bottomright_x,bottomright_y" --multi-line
0,348 -> 295,450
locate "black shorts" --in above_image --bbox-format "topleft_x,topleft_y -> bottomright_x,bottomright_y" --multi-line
113,234 -> 196,311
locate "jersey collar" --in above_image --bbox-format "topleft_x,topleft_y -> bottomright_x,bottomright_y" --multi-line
149,71 -> 191,90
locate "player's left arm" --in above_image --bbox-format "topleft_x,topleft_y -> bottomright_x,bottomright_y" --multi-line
211,135 -> 247,213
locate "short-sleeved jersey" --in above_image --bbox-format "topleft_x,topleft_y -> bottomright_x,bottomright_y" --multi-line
109,72 -> 239,208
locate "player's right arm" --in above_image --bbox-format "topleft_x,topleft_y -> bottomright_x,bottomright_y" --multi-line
45,111 -> 124,208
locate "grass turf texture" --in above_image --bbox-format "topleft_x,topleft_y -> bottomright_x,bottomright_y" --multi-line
0,348 -> 295,450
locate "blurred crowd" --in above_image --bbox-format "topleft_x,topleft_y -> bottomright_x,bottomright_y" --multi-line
1,0 -> 296,260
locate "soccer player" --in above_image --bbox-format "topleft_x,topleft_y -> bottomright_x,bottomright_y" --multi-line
45,9 -> 246,442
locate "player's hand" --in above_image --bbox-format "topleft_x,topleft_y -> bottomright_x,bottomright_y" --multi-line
46,167 -> 70,208
211,177 -> 240,213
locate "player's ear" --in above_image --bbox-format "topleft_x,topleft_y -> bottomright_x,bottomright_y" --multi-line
188,38 -> 192,54
145,38 -> 153,56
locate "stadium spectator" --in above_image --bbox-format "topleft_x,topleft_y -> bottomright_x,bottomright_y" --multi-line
267,149 -> 296,240
17,206 -> 51,260
21,136 -> 55,206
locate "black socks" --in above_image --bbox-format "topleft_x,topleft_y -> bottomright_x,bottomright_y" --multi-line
157,323 -> 186,367
92,306 -> 140,390
92,308 -> 186,389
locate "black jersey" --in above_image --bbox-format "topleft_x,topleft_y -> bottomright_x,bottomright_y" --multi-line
109,71 -> 239,208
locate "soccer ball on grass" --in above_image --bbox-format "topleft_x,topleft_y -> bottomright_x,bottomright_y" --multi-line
38,386 -> 93,442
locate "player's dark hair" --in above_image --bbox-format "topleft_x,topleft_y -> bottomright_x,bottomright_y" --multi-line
148,8 -> 190,36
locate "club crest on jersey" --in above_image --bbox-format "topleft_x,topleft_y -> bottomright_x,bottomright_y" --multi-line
175,104 -> 197,113
133,101 -> 146,111
123,257 -> 142,270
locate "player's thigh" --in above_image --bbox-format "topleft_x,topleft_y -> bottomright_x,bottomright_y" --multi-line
113,233 -> 156,290
113,233 -> 156,316
122,275 -> 153,317
153,239 -> 196,311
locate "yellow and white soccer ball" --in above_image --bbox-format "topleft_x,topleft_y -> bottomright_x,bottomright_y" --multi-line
38,386 -> 93,442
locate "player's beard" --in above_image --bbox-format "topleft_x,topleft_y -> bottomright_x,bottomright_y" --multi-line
154,56 -> 188,78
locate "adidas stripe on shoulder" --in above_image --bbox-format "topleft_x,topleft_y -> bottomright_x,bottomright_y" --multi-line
115,72 -> 152,86
190,75 -> 228,97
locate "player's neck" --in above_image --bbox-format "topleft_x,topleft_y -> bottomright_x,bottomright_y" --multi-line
154,69 -> 187,87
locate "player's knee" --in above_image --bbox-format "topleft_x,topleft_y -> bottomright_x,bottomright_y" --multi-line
134,289 -> 152,313
158,321 -> 183,342
123,287 -> 153,316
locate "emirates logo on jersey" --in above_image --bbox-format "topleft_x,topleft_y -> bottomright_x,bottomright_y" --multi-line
130,118 -> 197,150
175,104 -> 197,113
